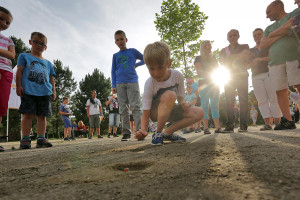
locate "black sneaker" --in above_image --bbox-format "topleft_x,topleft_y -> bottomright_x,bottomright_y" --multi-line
121,134 -> 131,141
274,118 -> 296,130
64,137 -> 70,141
98,135 -> 103,138
238,124 -> 248,132
238,128 -> 248,132
107,133 -> 111,138
222,125 -> 234,133
0,146 -> 4,152
71,137 -> 76,140
113,133 -> 119,137
36,137 -> 52,148
215,128 -> 223,133
20,138 -> 31,149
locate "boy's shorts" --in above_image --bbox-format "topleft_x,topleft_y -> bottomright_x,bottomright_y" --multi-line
151,88 -> 184,122
62,118 -> 72,128
19,94 -> 52,116
89,114 -> 100,128
109,113 -> 120,127
268,60 -> 300,91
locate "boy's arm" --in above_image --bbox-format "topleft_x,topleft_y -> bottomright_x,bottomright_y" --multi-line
141,110 -> 150,131
133,49 -> 145,68
86,106 -> 90,118
0,45 -> 15,60
177,96 -> 189,112
50,75 -> 56,101
105,96 -> 115,106
16,66 -> 24,97
111,55 -> 117,91
59,110 -> 72,115
135,110 -> 150,139
99,104 -> 103,115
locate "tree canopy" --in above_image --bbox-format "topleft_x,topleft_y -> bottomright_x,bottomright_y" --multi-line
155,0 -> 208,78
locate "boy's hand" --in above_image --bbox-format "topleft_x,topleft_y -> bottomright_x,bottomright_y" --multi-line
52,92 -> 56,102
135,129 -> 148,140
16,86 -> 24,97
181,102 -> 189,113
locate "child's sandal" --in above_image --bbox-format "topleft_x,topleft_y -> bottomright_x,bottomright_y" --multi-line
204,129 -> 211,135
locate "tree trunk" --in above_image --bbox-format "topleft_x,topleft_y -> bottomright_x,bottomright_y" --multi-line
182,40 -> 188,78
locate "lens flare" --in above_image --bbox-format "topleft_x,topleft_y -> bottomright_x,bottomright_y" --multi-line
210,66 -> 230,89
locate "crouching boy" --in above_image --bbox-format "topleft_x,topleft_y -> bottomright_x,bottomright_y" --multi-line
135,42 -> 204,145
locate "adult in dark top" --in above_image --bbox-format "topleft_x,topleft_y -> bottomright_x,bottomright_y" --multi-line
219,29 -> 250,133
249,28 -> 282,131
194,40 -> 222,134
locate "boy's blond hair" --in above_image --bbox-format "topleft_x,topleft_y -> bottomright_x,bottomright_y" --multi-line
144,41 -> 171,67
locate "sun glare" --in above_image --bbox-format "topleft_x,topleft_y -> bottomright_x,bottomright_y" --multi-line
210,66 -> 230,89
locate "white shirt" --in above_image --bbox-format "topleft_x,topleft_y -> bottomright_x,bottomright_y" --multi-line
142,69 -> 185,110
86,98 -> 101,115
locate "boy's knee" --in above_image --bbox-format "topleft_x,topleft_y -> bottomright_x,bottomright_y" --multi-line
188,106 -> 204,121
194,107 -> 204,121
160,91 -> 176,103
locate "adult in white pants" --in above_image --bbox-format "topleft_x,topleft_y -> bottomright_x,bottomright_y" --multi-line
249,28 -> 282,130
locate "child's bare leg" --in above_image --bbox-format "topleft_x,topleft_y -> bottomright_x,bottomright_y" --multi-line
36,115 -> 46,136
90,128 -> 94,137
156,91 -> 176,132
213,118 -> 220,129
108,126 -> 112,134
21,114 -> 35,137
96,128 -> 100,135
64,128 -> 67,138
130,121 -> 134,133
165,107 -> 204,135
203,119 -> 209,129
133,122 -> 136,132
68,127 -> 72,138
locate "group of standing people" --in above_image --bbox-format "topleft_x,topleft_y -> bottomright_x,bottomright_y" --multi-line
1,0 -> 300,151
183,0 -> 300,135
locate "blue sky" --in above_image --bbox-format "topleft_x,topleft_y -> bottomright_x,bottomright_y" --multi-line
1,0 -> 297,93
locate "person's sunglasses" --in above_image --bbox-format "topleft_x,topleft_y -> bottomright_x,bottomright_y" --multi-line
32,40 -> 47,47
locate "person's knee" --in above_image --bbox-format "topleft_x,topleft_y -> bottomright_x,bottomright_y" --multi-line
160,91 -> 176,103
191,107 -> 204,121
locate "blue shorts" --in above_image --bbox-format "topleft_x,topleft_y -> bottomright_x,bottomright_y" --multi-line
109,113 -> 120,127
19,94 -> 52,116
62,117 -> 72,128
